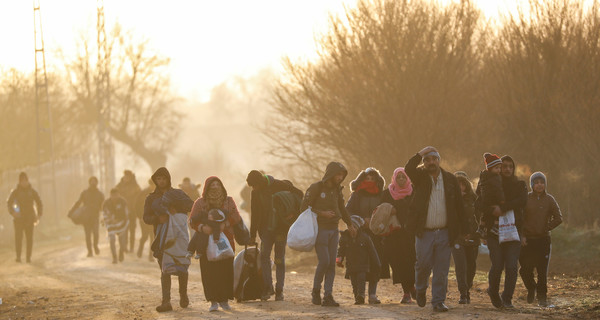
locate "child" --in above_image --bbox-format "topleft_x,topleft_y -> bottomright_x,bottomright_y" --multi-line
476,153 -> 505,238
520,172 -> 562,307
187,208 -> 226,259
336,215 -> 381,305
150,188 -> 194,259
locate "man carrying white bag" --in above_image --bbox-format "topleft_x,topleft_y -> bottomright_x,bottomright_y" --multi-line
294,162 -> 356,307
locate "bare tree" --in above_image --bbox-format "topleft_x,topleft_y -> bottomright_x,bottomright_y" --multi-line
63,24 -> 181,170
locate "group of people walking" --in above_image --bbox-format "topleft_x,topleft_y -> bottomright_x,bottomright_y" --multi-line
6,145 -> 563,314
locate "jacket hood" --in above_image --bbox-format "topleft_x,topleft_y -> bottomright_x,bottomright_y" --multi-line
350,167 -> 385,192
322,162 -> 348,184
202,176 -> 228,198
151,167 -> 172,191
501,155 -> 517,179
530,171 -> 547,190
455,174 -> 475,197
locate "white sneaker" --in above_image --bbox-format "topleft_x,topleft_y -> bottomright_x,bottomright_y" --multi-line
209,302 -> 219,312
219,301 -> 231,310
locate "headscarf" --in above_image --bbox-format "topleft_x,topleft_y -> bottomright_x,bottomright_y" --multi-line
388,167 -> 413,200
202,176 -> 227,209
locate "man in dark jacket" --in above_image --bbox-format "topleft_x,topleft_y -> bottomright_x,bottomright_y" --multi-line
71,176 -> 105,257
477,155 -> 528,308
116,170 -> 141,253
300,162 -> 356,307
143,167 -> 188,313
246,170 -> 303,301
405,146 -> 467,312
7,172 -> 43,263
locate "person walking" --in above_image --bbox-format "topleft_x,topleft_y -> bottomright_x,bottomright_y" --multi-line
405,146 -> 468,312
300,162 -> 357,307
71,176 -> 105,257
380,167 -> 416,304
102,188 -> 129,264
520,172 -> 562,307
6,172 -> 43,263
116,170 -> 141,253
452,171 -> 480,304
345,167 -> 386,304
246,170 -> 303,301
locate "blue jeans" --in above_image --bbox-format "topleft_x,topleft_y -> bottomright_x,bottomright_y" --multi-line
452,243 -> 479,294
259,229 -> 287,293
415,229 -> 452,305
313,228 -> 339,297
487,236 -> 521,302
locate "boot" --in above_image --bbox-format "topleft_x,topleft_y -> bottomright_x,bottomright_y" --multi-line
527,288 -> 536,304
159,273 -> 171,311
179,273 -> 189,308
155,301 -> 172,312
487,288 -> 503,309
311,288 -> 321,305
322,295 -> 340,307
459,291 -> 468,304
275,288 -> 284,301
354,295 -> 365,305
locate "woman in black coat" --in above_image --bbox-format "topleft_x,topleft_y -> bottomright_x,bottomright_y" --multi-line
380,167 -> 416,304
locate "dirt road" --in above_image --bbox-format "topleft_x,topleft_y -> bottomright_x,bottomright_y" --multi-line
1,233 -> 599,319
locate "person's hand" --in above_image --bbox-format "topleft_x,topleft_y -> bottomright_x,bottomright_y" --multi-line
158,213 -> 169,224
348,225 -> 357,237
418,146 -> 436,157
320,211 -> 336,219
201,224 -> 213,235
521,236 -> 527,247
492,206 -> 502,217
336,257 -> 344,268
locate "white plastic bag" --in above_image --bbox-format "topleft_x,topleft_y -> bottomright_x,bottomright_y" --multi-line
206,232 -> 235,261
499,210 -> 520,243
287,208 -> 318,252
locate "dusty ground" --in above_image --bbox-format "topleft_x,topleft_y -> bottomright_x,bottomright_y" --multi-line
1,232 -> 599,320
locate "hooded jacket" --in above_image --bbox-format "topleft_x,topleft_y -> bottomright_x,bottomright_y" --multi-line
143,167 -> 172,233
404,153 -> 467,245
455,175 -> 480,245
477,155 -> 528,237
338,229 -> 381,277
249,175 -> 303,238
71,186 -> 105,222
300,162 -> 353,230
116,173 -> 141,215
7,184 -> 43,223
346,168 -> 385,221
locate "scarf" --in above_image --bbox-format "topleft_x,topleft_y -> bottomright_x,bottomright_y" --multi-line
206,188 -> 225,209
356,180 -> 380,194
389,167 -> 413,200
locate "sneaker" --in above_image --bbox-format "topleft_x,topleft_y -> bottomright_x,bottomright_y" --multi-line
180,294 -> 189,308
156,302 -> 172,312
185,251 -> 193,259
209,302 -> 219,312
401,293 -> 412,304
261,293 -> 270,301
433,302 -> 449,312
275,289 -> 284,301
538,297 -> 548,307
527,289 -> 536,304
311,288 -> 321,305
354,295 -> 365,305
416,290 -> 426,308
487,289 -> 503,309
321,295 -> 340,307
503,300 -> 515,309
219,301 -> 231,310
368,295 -> 381,304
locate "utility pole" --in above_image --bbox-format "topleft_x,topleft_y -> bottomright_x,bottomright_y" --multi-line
97,0 -> 115,192
33,0 -> 58,222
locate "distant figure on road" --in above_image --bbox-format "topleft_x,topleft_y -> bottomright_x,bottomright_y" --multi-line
70,176 -> 105,257
7,172 -> 43,263
179,177 -> 200,201
102,188 -> 129,264
116,170 -> 141,253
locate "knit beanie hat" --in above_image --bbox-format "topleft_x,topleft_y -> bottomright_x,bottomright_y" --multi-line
529,171 -> 547,189
350,215 -> 365,229
246,170 -> 266,187
484,153 -> 502,170
454,171 -> 469,179
423,147 -> 440,160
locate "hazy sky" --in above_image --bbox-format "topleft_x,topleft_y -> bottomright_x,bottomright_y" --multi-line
0,0 -> 522,101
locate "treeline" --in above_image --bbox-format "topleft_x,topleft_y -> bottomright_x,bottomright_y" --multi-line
268,0 -> 600,226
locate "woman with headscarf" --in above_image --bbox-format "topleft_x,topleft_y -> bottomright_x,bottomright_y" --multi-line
189,176 -> 242,312
345,167 -> 386,304
380,167 -> 416,304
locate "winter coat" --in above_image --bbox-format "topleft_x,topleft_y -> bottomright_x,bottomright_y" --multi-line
478,156 -> 528,237
7,185 -> 43,223
455,175 -> 479,246
477,170 -> 505,208
250,175 -> 303,237
523,191 -> 562,239
188,176 -> 242,251
404,153 -> 467,244
143,167 -> 172,235
300,162 -> 352,230
346,168 -> 385,222
338,230 -> 381,277
116,176 -> 141,216
71,187 -> 105,223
